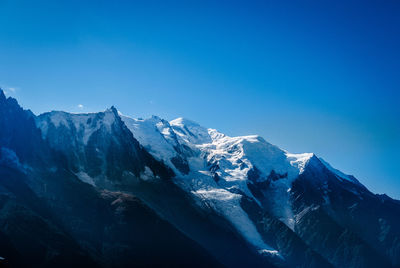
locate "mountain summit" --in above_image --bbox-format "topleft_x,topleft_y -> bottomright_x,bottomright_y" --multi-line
0,89 -> 399,268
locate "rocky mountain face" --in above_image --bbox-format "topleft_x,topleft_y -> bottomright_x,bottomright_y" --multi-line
0,89 -> 399,267
0,91 -> 222,268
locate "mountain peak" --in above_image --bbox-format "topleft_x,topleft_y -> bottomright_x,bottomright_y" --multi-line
0,88 -> 5,101
107,105 -> 119,115
2,92 -> 399,267
170,117 -> 201,128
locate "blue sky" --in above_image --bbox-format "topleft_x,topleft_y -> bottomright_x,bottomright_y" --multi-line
0,0 -> 399,198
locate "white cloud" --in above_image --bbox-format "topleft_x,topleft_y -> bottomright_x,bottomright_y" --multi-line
77,104 -> 84,109
8,87 -> 16,92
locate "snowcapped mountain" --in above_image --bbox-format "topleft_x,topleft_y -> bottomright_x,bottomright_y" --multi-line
36,108 -> 173,188
122,116 -> 313,254
121,114 -> 399,268
1,89 -> 399,268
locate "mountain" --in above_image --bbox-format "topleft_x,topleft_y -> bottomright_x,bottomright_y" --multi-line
0,89 -> 399,267
121,115 -> 399,268
0,91 -> 222,268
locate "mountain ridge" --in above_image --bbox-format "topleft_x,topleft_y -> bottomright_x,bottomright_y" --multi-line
0,89 -> 399,268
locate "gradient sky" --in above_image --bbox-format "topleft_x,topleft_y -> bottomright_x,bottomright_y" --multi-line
0,0 -> 399,198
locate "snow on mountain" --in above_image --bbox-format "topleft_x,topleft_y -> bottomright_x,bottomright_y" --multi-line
168,117 -> 313,197
122,115 -> 317,254
38,109 -> 285,261
37,108 -> 117,144
121,116 -> 180,167
170,117 -> 213,145
169,117 -> 312,182
120,115 -> 193,176
3,89 -> 400,267
36,108 -> 120,184
194,187 -> 280,258
286,152 -> 315,173
36,108 -> 174,189
170,119 -> 315,232
36,109 -> 364,259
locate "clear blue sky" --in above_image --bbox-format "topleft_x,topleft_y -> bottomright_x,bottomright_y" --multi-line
0,0 -> 399,198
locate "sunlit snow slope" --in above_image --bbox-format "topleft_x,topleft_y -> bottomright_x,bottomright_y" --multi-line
121,115 -> 322,255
